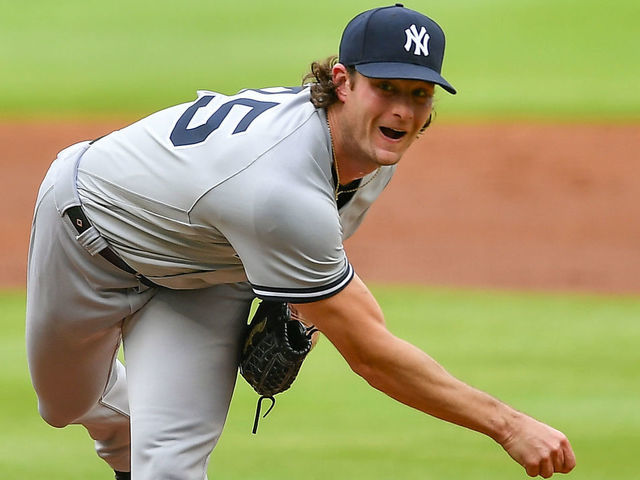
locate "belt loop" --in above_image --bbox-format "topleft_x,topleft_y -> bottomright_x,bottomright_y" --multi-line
76,226 -> 109,256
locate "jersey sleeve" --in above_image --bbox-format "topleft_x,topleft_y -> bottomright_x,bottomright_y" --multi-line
219,180 -> 354,303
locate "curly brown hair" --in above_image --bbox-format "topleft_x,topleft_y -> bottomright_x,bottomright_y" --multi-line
302,56 -> 356,108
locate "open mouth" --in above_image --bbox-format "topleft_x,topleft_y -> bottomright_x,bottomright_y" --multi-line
379,127 -> 407,140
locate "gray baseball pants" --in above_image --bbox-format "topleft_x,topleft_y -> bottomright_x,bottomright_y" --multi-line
26,145 -> 254,479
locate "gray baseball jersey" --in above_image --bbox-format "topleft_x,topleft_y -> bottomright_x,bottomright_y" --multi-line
76,86 -> 395,302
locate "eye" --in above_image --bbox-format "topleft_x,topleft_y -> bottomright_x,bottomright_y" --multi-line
379,81 -> 394,93
412,88 -> 433,104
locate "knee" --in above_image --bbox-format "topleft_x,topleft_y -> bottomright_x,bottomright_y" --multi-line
38,404 -> 73,428
37,399 -> 89,428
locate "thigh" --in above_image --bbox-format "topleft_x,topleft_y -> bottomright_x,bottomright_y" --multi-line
123,283 -> 254,479
26,183 -> 156,425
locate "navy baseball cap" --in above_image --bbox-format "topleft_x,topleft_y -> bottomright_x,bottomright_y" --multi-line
339,4 -> 456,94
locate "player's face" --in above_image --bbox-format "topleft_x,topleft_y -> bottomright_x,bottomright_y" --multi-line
338,71 -> 434,168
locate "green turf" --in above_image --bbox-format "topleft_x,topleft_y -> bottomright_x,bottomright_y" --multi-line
1,0 -> 638,120
3,286 -> 639,479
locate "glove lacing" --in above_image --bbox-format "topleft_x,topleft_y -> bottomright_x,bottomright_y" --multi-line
252,395 -> 276,434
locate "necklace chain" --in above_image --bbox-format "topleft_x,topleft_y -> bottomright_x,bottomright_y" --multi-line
327,113 -> 381,201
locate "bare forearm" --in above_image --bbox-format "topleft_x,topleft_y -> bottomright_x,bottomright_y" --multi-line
338,323 -> 514,442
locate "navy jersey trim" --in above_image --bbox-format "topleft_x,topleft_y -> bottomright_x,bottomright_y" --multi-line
250,263 -> 354,303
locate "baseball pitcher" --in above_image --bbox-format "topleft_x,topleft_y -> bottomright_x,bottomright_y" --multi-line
26,5 -> 575,480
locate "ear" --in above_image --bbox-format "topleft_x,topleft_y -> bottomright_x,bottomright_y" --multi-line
332,63 -> 351,102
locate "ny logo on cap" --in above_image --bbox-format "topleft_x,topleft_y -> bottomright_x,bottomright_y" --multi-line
404,24 -> 430,56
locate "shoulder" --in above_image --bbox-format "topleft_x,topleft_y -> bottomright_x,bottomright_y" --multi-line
253,174 -> 341,249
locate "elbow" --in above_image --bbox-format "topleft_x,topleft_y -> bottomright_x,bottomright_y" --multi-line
348,353 -> 388,391
342,327 -> 397,391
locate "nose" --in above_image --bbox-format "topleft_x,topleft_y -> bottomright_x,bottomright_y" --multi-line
390,94 -> 414,121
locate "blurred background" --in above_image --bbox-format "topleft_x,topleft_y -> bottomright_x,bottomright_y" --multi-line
1,1 -> 638,478
1,0 -> 638,119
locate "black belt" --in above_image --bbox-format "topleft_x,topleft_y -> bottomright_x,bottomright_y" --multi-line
66,206 -> 157,288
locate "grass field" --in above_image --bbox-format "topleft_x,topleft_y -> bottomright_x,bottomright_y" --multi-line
2,287 -> 639,479
1,0 -> 639,120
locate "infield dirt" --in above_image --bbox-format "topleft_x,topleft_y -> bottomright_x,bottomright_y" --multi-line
2,121 -> 639,294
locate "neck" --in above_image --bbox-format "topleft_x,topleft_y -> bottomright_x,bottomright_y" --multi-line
326,105 -> 378,185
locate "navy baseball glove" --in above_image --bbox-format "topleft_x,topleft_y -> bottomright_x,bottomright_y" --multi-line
239,301 -> 316,433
